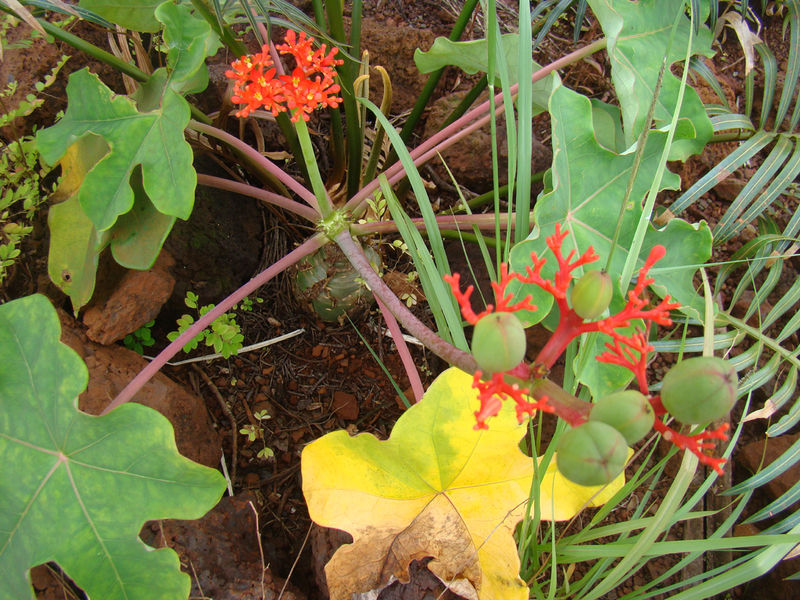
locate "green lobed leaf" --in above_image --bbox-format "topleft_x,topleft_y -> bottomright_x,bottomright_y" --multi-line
110,167 -> 176,269
588,0 -> 714,159
37,2 -> 219,233
155,1 -> 222,95
78,0 -> 164,32
509,84 -> 711,394
45,136 -> 172,311
413,33 -> 557,115
513,85 -> 711,311
36,68 -> 194,232
0,294 -> 226,600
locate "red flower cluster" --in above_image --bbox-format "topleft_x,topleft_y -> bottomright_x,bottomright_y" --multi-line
446,224 -> 729,472
444,264 -> 551,429
226,30 -> 343,121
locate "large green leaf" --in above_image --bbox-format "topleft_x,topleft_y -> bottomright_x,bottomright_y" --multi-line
110,168 -> 176,269
36,68 -> 193,231
36,2 -> 219,232
589,0 -> 714,159
79,0 -> 163,32
509,84 -> 711,394
414,34 -> 557,115
513,85 -> 711,313
0,294 -> 226,600
46,139 -> 174,312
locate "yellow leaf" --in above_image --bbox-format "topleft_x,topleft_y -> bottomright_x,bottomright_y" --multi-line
302,367 -> 628,599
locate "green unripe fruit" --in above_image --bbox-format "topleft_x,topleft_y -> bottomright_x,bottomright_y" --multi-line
471,312 -> 527,373
570,270 -> 613,320
293,245 -> 382,322
660,356 -> 738,424
556,422 -> 629,486
589,390 -> 655,444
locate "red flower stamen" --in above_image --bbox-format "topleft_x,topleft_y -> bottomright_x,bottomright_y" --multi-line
652,418 -> 729,474
444,262 -> 537,326
596,325 -> 653,394
471,371 -> 553,429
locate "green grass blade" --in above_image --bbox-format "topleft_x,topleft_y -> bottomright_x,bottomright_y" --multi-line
714,136 -> 792,243
710,112 -> 755,130
763,272 -> 800,329
515,0 -> 533,242
650,331 -> 742,353
669,130 -> 773,215
730,138 -> 800,240
769,389 -> 800,436
378,176 -> 467,349
575,453 -> 699,600
690,55 -> 731,110
663,528 -> 800,600
738,352 -> 781,397
746,478 -> 800,523
574,0 -> 589,43
727,433 -> 800,494
775,0 -> 800,130
755,42 -> 777,129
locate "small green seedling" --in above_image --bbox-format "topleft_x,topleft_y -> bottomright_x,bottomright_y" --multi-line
167,291 -> 245,358
123,320 -> 156,354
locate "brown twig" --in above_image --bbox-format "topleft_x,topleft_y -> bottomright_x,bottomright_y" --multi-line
192,364 -> 239,485
279,523 -> 312,600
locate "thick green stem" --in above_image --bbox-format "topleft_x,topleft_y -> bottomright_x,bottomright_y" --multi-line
324,0 -> 362,198
294,117 -> 334,217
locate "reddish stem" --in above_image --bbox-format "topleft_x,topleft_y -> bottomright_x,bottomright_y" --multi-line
197,173 -> 318,222
102,234 -> 328,415
373,296 -> 424,402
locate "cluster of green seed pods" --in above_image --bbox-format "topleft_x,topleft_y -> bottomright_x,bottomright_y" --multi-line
556,421 -> 629,486
556,390 -> 652,486
557,356 -> 738,486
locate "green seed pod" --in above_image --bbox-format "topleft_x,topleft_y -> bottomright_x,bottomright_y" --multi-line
471,312 -> 527,373
570,270 -> 613,320
293,245 -> 382,322
556,422 -> 629,487
660,356 -> 738,424
589,390 -> 655,444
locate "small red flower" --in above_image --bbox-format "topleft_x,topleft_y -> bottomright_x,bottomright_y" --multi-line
471,369 -> 553,430
226,30 -> 343,120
